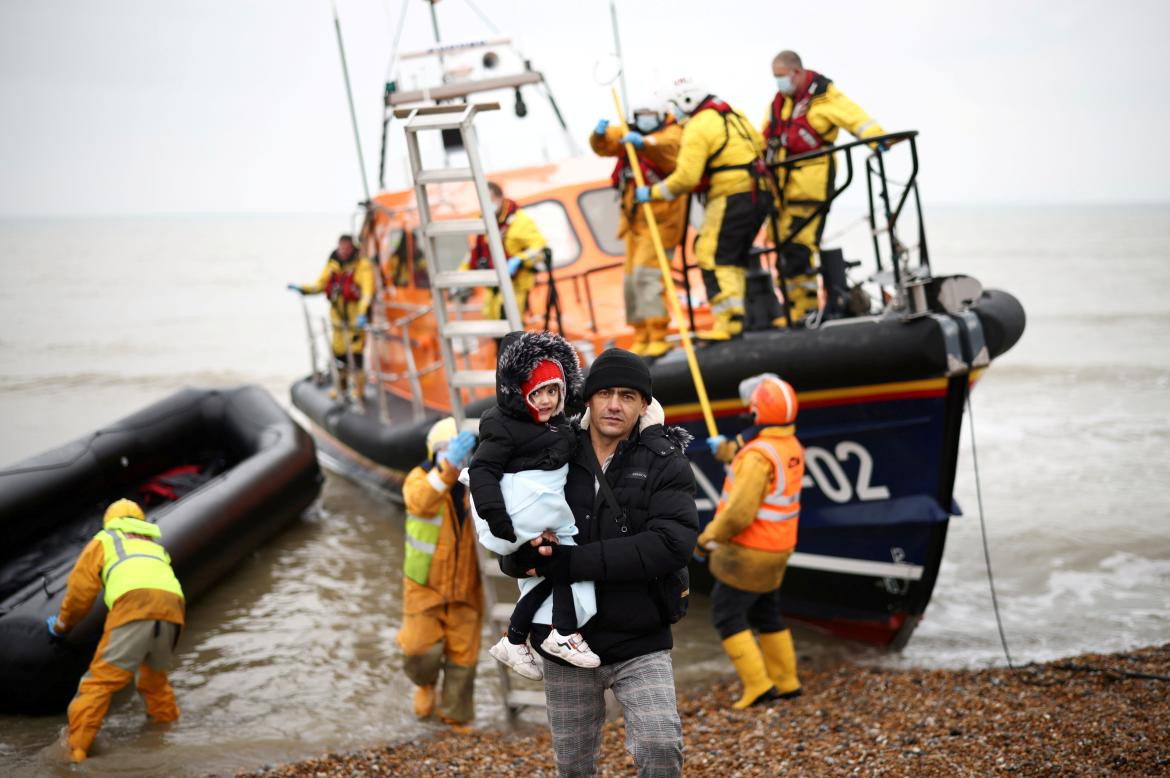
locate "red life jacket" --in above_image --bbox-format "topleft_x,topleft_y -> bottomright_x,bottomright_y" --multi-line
691,97 -> 768,196
765,71 -> 831,161
610,153 -> 668,191
324,254 -> 363,302
469,199 -> 518,269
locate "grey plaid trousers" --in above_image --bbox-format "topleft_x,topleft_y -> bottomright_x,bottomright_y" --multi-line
543,649 -> 683,777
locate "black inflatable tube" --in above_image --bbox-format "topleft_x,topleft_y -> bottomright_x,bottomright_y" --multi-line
0,385 -> 322,715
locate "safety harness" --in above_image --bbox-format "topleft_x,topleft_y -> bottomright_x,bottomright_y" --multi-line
469,199 -> 518,270
692,97 -> 770,200
764,71 -> 832,163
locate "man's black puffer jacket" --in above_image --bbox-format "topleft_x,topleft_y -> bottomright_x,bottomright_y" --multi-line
502,405 -> 698,664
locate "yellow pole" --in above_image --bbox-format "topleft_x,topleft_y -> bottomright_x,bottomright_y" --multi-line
610,88 -> 717,438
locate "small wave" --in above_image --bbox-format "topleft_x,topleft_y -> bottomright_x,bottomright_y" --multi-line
0,371 -> 298,392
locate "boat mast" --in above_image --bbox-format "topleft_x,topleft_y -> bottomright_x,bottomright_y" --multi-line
609,0 -> 630,118
331,1 -> 371,205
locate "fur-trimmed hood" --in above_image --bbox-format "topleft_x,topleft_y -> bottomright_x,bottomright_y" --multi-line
495,330 -> 585,421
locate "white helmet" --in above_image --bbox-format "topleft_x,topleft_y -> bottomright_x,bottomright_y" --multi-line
662,77 -> 711,118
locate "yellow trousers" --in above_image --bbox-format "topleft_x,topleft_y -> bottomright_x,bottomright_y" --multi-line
482,270 -> 535,321
396,600 -> 482,723
68,619 -> 180,756
624,233 -> 668,324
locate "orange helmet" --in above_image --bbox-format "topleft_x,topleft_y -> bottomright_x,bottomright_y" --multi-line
103,498 -> 145,526
740,373 -> 798,425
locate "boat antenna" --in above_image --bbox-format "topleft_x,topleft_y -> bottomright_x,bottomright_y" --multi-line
378,0 -> 412,190
609,0 -> 630,118
332,1 -> 371,204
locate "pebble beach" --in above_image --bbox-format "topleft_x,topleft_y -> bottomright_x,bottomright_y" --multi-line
230,643 -> 1170,777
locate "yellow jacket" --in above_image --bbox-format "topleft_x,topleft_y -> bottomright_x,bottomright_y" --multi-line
590,123 -> 688,248
698,426 -> 799,593
401,460 -> 483,615
57,538 -> 186,633
302,255 -> 376,322
652,105 -> 765,202
763,77 -> 884,203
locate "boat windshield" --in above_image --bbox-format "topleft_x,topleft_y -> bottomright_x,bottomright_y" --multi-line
524,199 -> 581,268
577,187 -> 624,257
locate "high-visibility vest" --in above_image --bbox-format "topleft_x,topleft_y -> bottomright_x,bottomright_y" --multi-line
403,509 -> 443,586
717,434 -> 803,553
96,517 -> 184,609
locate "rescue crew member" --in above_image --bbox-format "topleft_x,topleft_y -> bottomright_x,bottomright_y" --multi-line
287,234 -> 376,399
465,181 -> 548,322
396,418 -> 483,733
590,98 -> 686,356
764,50 -> 885,324
698,374 -> 804,708
636,78 -> 772,341
47,499 -> 185,763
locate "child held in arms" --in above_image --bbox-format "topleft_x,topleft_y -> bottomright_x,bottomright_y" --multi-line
465,330 -> 598,679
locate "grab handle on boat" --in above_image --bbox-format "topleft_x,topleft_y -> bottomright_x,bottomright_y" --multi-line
42,573 -> 52,600
611,88 -> 717,438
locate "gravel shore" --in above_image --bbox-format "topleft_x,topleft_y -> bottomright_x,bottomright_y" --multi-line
232,644 -> 1169,777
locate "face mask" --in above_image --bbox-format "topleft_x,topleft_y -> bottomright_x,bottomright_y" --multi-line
775,75 -> 794,96
669,103 -> 687,122
634,114 -> 660,133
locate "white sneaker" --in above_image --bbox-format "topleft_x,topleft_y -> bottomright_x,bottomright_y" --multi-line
540,630 -> 601,669
489,636 -> 544,680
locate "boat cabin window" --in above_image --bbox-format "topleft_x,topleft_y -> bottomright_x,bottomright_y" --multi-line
523,200 -> 581,269
577,187 -> 625,257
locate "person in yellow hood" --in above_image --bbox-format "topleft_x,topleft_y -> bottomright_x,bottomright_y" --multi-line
464,182 -> 549,323
590,98 -> 686,356
287,234 -> 376,400
698,374 -> 804,709
47,499 -> 185,763
764,50 -> 885,325
396,418 -> 484,732
637,78 -> 773,342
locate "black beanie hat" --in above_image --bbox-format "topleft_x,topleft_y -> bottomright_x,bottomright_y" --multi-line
584,348 -> 652,401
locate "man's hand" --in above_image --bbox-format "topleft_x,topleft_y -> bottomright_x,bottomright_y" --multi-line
620,131 -> 645,149
46,615 -> 64,640
355,313 -> 368,329
634,186 -> 652,204
594,119 -> 609,136
506,257 -> 523,277
286,283 -> 305,294
533,544 -> 573,584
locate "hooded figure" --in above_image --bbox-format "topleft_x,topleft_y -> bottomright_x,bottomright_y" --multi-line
464,330 -> 600,676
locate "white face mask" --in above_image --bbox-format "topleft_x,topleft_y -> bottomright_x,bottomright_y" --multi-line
775,75 -> 795,96
634,113 -> 660,133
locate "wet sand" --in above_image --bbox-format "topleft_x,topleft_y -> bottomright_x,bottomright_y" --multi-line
230,643 -> 1169,777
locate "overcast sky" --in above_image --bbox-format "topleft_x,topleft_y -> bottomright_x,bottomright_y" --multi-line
1,0 -> 1168,216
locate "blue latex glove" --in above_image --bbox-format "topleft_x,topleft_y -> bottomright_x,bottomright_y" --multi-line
707,435 -> 727,456
506,257 -> 523,277
46,615 -> 62,638
355,314 -> 368,329
594,118 -> 609,135
440,430 -> 477,468
286,283 -> 304,294
620,131 -> 645,149
634,185 -> 652,204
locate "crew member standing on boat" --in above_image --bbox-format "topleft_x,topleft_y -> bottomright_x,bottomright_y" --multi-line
396,418 -> 483,733
287,234 -> 376,399
590,98 -> 687,356
47,499 -> 185,763
466,182 -> 548,322
764,50 -> 885,325
636,78 -> 772,342
698,374 -> 804,708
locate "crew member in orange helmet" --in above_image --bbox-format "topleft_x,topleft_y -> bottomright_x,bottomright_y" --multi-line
698,374 -> 804,709
47,499 -> 185,763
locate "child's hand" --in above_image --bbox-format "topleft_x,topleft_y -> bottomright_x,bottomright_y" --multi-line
487,515 -> 517,543
539,529 -> 560,545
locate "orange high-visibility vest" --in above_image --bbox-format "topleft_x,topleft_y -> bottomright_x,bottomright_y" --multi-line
717,433 -> 804,552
